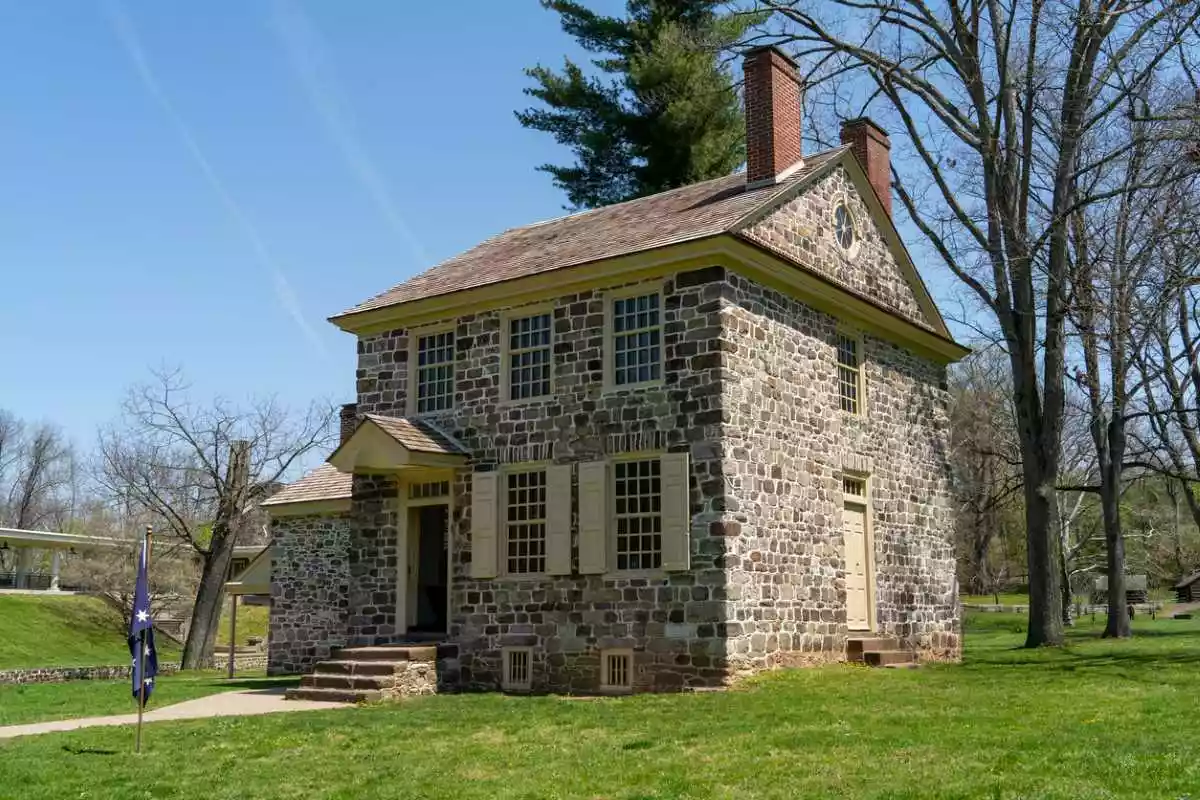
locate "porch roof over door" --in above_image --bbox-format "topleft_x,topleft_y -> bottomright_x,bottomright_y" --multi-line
328,414 -> 470,473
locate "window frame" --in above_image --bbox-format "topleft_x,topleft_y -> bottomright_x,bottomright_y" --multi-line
830,192 -> 862,260
604,283 -> 665,392
499,305 -> 556,405
600,648 -> 634,693
502,647 -> 534,692
406,324 -> 458,417
835,329 -> 867,417
500,462 -> 551,579
607,452 -> 665,577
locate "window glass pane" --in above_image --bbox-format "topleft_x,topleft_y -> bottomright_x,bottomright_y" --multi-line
836,334 -> 861,415
612,293 -> 662,386
508,313 -> 552,400
613,458 -> 662,570
505,470 -> 547,574
416,331 -> 455,413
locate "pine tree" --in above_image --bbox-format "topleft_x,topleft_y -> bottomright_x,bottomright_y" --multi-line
517,1 -> 756,210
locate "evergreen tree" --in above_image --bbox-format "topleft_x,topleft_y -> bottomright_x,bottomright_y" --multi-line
517,1 -> 756,210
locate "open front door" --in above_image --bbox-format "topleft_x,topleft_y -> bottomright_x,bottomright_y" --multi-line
413,504 -> 449,633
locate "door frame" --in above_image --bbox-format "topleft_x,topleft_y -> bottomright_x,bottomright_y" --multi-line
842,472 -> 877,632
396,472 -> 454,638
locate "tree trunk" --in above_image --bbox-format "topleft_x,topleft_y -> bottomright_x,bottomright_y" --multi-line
180,441 -> 250,670
1023,474 -> 1065,647
1060,549 -> 1074,627
1102,417 -> 1130,638
180,527 -> 236,669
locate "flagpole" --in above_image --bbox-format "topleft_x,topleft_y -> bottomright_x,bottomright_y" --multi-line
135,525 -> 151,754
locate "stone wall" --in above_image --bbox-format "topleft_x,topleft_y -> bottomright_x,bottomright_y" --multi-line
0,663 -> 180,685
355,269 -> 738,692
718,264 -> 959,668
346,475 -> 401,646
740,164 -> 932,331
268,514 -> 351,675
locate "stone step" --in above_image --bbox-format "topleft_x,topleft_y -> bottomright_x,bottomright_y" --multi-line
882,662 -> 921,670
332,645 -> 437,663
845,637 -> 900,661
302,674 -> 396,691
863,650 -> 916,667
285,686 -> 381,704
314,660 -> 399,677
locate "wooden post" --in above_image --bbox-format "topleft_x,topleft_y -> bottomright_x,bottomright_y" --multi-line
226,594 -> 238,679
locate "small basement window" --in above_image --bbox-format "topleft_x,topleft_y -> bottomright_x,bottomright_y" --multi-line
600,649 -> 633,692
502,648 -> 532,691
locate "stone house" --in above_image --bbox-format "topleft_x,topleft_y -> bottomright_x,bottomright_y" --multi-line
264,46 -> 969,697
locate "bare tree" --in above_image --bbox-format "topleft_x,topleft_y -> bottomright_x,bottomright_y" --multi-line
97,369 -> 335,669
749,0 -> 1200,645
1130,174 -> 1200,545
0,411 -> 77,531
949,347 -> 1022,596
59,505 -> 199,630
1064,81 -> 1198,637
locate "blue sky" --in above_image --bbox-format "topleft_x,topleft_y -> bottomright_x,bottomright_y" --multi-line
0,1 -> 962,458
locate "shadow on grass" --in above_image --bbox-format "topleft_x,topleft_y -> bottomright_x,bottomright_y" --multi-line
61,745 -> 119,756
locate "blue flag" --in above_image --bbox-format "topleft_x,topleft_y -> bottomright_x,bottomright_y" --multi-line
128,538 -> 158,705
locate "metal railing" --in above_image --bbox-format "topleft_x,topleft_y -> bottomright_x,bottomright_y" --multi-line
0,572 -> 54,590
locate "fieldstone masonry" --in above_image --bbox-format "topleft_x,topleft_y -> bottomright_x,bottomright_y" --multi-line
741,165 -> 932,331
268,163 -> 960,689
268,514 -> 351,675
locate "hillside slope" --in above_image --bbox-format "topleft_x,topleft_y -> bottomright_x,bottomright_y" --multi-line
0,594 -> 177,670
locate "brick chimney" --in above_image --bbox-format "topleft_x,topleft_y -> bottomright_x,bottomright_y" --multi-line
743,46 -> 803,188
339,403 -> 358,444
840,118 -> 892,217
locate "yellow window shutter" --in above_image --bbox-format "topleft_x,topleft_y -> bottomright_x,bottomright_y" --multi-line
660,452 -> 692,571
470,471 -> 499,579
577,460 -> 608,574
546,464 -> 573,575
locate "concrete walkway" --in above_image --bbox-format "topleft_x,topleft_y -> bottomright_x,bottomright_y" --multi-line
0,687 -> 350,740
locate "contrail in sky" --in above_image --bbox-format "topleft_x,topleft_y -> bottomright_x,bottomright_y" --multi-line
105,1 -> 327,357
270,0 -> 428,268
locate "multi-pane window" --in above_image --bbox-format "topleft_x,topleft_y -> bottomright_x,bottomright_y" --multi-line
612,293 -> 662,386
416,331 -> 455,414
613,459 -> 662,571
836,334 -> 862,414
410,480 -> 450,500
507,313 -> 552,400
505,470 -> 547,574
843,476 -> 866,498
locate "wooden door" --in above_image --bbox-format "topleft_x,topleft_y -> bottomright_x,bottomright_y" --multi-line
843,502 -> 871,630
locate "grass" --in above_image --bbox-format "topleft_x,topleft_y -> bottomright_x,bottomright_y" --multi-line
215,601 -> 269,647
1,612 -> 1199,798
0,594 -> 178,670
0,672 -> 298,727
960,592 -> 1030,606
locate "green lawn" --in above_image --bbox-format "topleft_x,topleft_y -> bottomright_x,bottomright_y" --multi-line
0,594 -> 178,670
960,592 -> 1030,606
215,601 -> 269,647
0,672 -> 298,727
1,612 -> 1198,798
